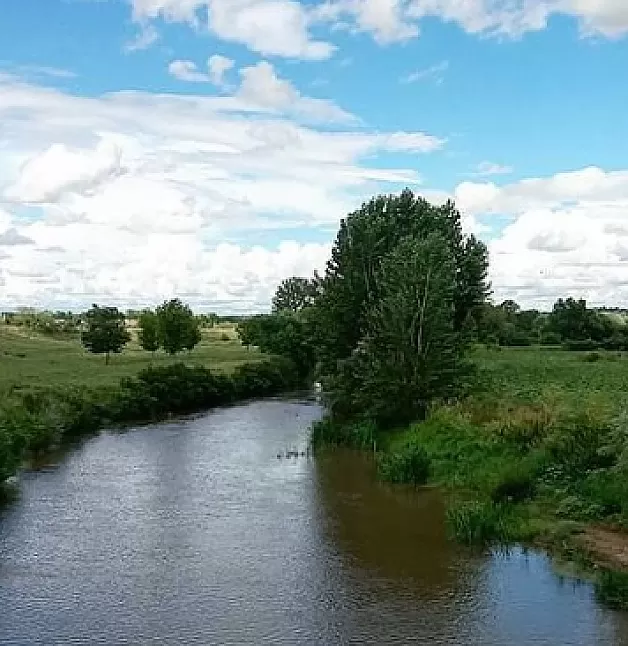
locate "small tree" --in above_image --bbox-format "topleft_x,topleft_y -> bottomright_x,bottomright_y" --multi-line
272,276 -> 319,313
156,298 -> 198,355
138,310 -> 160,355
81,304 -> 130,364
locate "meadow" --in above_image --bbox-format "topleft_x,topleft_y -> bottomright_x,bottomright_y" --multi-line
0,323 -> 257,395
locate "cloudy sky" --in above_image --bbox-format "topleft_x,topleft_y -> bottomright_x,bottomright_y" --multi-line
0,0 -> 627,312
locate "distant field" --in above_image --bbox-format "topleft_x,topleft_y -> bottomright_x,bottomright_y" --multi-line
0,324 -> 258,393
474,345 -> 628,412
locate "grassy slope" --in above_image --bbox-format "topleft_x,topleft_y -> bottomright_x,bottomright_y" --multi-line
0,324 -> 258,394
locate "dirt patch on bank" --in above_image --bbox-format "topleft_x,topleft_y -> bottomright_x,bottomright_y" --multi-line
576,526 -> 628,571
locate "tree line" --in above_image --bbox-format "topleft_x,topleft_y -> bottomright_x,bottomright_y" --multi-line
81,298 -> 201,363
476,297 -> 628,350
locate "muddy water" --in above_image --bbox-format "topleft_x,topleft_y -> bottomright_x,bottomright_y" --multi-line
1,397 -> 627,645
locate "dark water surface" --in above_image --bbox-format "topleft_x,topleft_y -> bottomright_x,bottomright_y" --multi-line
1,397 -> 627,645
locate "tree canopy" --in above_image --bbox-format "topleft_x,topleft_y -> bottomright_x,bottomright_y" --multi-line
155,299 -> 200,355
81,304 -> 130,364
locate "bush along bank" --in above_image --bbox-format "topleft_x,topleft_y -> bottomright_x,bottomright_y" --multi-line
0,357 -> 301,496
312,398 -> 628,610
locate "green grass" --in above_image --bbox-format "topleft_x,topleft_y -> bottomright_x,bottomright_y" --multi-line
0,324 -> 257,395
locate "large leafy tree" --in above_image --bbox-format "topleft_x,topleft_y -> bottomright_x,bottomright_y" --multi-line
327,234 -> 468,426
81,304 -> 130,364
272,276 -> 319,313
156,299 -> 199,355
312,190 -> 489,375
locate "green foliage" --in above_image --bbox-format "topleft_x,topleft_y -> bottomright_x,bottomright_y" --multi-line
312,189 -> 489,379
272,276 -> 319,313
377,438 -> 431,485
310,417 -> 376,449
236,311 -> 315,379
595,570 -> 628,610
81,304 -> 130,363
446,500 -> 523,546
138,310 -> 160,353
155,298 -> 199,355
490,465 -> 537,504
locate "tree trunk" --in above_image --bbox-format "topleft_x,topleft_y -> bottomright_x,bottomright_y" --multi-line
105,352 -> 110,365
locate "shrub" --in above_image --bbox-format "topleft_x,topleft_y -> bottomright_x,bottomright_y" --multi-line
220,333 -> 231,341
377,439 -> 431,485
596,570 -> 628,610
310,417 -> 376,449
490,466 -> 537,504
446,500 -> 521,546
562,339 -> 600,351
582,352 -> 601,363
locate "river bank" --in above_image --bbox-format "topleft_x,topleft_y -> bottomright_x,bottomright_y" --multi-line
0,357 -> 302,497
313,347 -> 628,610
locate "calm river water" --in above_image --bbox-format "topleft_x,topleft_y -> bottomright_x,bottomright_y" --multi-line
1,397 -> 628,645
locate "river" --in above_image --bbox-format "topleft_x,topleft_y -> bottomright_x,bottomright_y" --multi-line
1,397 -> 627,645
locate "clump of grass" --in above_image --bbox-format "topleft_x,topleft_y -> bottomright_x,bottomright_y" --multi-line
490,465 -> 537,504
445,500 -> 523,546
377,439 -> 430,485
595,570 -> 628,610
310,416 -> 376,450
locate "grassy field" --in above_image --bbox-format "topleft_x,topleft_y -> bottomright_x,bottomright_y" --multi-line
0,324 -> 257,394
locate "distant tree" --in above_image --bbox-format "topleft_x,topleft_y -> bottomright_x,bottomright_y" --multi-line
81,304 -> 130,364
156,299 -> 199,355
272,276 -> 319,313
138,310 -> 160,355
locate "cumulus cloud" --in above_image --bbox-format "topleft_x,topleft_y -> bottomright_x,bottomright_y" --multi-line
0,75 -> 440,310
168,59 -> 211,82
4,139 -> 124,204
0,228 -> 35,246
473,161 -> 514,176
208,54 -> 234,87
455,168 -> 628,308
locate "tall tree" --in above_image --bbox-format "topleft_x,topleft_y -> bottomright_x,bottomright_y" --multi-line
325,234 -> 467,426
272,277 -> 319,313
312,190 -> 489,375
138,310 -> 160,355
155,299 -> 198,355
81,304 -> 130,364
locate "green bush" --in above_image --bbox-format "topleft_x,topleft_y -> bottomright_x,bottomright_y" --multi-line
596,570 -> 628,610
490,466 -> 537,504
446,500 -> 521,546
582,352 -> 601,363
377,439 -> 431,485
310,417 -> 376,449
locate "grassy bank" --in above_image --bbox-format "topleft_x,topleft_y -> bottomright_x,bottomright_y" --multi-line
0,326 -> 299,497
314,346 -> 628,609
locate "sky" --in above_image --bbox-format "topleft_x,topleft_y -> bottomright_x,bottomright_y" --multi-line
0,0 -> 627,313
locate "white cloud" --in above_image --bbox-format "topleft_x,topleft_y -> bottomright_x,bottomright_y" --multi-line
124,0 -> 628,60
208,54 -> 234,88
401,60 -> 448,84
236,61 -> 356,123
168,59 -> 211,82
4,139 -> 124,204
0,75 -> 440,311
124,24 -> 160,51
455,167 -> 628,308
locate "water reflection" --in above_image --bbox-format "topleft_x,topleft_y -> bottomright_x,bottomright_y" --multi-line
0,399 -> 627,645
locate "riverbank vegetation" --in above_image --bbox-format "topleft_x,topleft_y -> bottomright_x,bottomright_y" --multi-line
233,189 -> 628,608
0,303 -> 302,496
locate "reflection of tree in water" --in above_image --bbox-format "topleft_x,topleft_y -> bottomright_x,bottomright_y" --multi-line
314,449 -> 469,588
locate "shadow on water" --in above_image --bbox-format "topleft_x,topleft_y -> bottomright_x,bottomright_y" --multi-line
0,398 -> 627,645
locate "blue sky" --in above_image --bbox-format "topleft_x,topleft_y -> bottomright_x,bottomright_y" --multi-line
0,0 -> 627,311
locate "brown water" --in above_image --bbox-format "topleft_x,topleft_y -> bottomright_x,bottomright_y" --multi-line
1,396 -> 627,645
